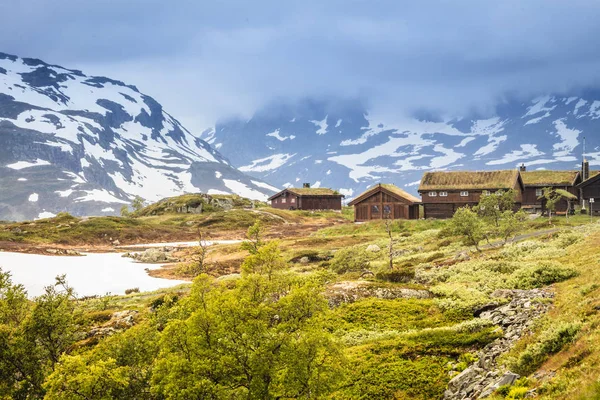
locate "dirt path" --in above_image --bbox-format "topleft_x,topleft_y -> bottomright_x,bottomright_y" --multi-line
480,227 -> 561,250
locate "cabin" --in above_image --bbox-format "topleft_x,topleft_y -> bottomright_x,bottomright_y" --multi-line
520,165 -> 581,213
418,170 -> 524,219
268,184 -> 344,211
348,183 -> 421,222
577,168 -> 600,215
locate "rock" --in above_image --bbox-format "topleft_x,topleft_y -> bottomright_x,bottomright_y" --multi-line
299,256 -> 310,264
112,239 -> 121,246
87,310 -> 138,338
454,250 -> 470,261
325,281 -> 432,307
366,244 -> 381,253
478,372 -> 520,398
126,247 -> 178,263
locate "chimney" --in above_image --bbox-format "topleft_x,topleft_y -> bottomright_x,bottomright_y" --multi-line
519,163 -> 526,172
582,159 -> 590,181
303,183 -> 311,188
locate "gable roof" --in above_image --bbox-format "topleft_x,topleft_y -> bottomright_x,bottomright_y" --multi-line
521,170 -> 580,187
348,183 -> 421,206
268,187 -> 343,200
418,170 -> 522,191
577,171 -> 600,189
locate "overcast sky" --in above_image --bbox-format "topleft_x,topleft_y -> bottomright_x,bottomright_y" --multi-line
2,0 -> 600,133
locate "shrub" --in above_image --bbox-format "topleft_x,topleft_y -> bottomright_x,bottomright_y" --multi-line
124,287 -> 140,295
376,267 -> 415,283
510,322 -> 581,375
511,261 -> 578,289
329,246 -> 374,274
553,231 -> 583,248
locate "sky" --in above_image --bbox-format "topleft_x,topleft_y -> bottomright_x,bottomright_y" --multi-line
2,0 -> 600,134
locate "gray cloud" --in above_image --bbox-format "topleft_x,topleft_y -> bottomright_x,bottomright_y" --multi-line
2,0 -> 600,132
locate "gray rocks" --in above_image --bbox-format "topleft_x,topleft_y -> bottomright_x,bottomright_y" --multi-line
299,256 -> 311,264
45,248 -> 81,256
366,244 -> 381,253
325,281 -> 432,307
87,310 -> 138,338
123,247 -> 178,263
444,289 -> 554,400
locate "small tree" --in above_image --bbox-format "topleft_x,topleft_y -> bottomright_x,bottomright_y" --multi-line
540,188 -> 576,224
498,209 -> 528,244
120,205 -> 130,217
240,221 -> 264,254
475,189 -> 516,227
131,196 -> 144,212
384,216 -> 395,270
449,207 -> 486,251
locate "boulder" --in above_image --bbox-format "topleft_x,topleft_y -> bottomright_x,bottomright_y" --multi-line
299,256 -> 311,264
366,244 -> 381,253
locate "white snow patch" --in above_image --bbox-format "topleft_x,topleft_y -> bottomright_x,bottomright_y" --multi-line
315,160 -> 323,164
456,137 -> 476,147
405,180 -> 421,187
523,96 -> 557,118
588,101 -> 600,119
207,189 -> 230,195
55,189 -> 74,198
36,211 -> 56,220
339,188 -> 354,197
239,153 -> 295,173
101,207 -> 115,212
310,115 -> 328,135
28,193 -> 39,202
74,189 -> 128,204
574,99 -> 587,115
6,159 -> 51,170
222,179 -> 267,201
565,97 -> 578,105
524,112 -> 551,125
251,180 -> 279,192
326,170 -> 332,175
266,129 -> 295,141
215,171 -> 222,179
312,181 -> 322,188
552,119 -> 581,157
17,178 -> 27,182
474,135 -> 507,157
486,144 -> 544,165
335,119 -> 342,128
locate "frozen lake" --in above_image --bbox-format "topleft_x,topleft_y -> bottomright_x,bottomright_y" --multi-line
0,252 -> 188,298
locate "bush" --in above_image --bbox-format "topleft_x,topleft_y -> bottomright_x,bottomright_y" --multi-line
510,322 -> 581,375
553,231 -> 583,248
376,267 -> 415,283
124,287 -> 140,295
511,261 -> 578,289
329,247 -> 374,274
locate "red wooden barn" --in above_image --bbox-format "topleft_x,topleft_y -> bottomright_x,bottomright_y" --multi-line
418,170 -> 524,219
268,184 -> 344,211
348,183 -> 421,222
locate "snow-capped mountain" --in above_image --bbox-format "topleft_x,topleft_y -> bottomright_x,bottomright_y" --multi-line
0,52 -> 277,221
204,97 -> 600,200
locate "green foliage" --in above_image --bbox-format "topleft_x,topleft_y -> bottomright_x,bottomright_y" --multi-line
448,207 -> 486,251
475,189 -> 517,227
120,205 -> 130,217
329,246 -> 374,274
510,322 -> 581,375
132,195 -> 145,212
376,267 -> 415,283
241,240 -> 287,279
511,261 -> 578,289
240,220 -> 264,254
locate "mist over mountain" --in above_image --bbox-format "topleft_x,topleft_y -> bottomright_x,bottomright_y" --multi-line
204,95 -> 600,199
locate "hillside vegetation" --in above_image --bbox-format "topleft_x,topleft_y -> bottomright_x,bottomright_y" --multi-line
2,192 -> 600,398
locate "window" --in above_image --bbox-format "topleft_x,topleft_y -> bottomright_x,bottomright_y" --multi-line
281,198 -> 286,203
372,205 -> 380,213
535,189 -> 543,197
460,191 -> 469,197
291,197 -> 296,203
428,192 -> 437,197
439,191 -> 448,197
383,205 -> 392,215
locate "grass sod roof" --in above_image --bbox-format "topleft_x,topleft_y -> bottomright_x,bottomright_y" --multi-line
521,170 -> 580,187
348,183 -> 421,205
268,187 -> 343,200
418,170 -> 520,191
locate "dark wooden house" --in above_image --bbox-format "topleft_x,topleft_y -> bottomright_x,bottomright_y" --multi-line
348,183 -> 421,222
418,170 -> 524,219
520,167 -> 581,213
577,171 -> 600,215
268,184 -> 344,211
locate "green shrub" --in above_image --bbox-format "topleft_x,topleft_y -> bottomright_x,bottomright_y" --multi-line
510,322 -> 581,375
511,261 -> 578,289
124,287 -> 140,295
376,267 -> 415,283
553,231 -> 583,248
329,246 -> 374,274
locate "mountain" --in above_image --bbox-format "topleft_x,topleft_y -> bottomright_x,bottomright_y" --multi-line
0,52 -> 277,221
204,96 -> 600,200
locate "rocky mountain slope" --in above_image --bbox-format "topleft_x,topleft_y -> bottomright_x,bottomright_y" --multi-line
0,52 -> 277,221
204,96 -> 600,200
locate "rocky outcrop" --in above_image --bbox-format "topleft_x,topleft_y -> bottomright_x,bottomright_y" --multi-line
444,288 -> 554,400
325,280 -> 432,307
123,247 -> 179,263
87,310 -> 138,338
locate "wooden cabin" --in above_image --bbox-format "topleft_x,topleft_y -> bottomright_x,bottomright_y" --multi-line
418,170 -> 524,219
348,183 -> 421,222
577,171 -> 600,215
520,166 -> 581,213
268,184 -> 344,211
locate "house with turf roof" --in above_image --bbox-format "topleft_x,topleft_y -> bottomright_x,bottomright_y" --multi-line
418,170 -> 524,219
348,183 -> 421,222
268,183 -> 344,211
519,165 -> 581,213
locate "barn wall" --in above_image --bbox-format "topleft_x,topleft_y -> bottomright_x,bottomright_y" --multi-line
351,188 -> 418,221
298,196 -> 342,211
